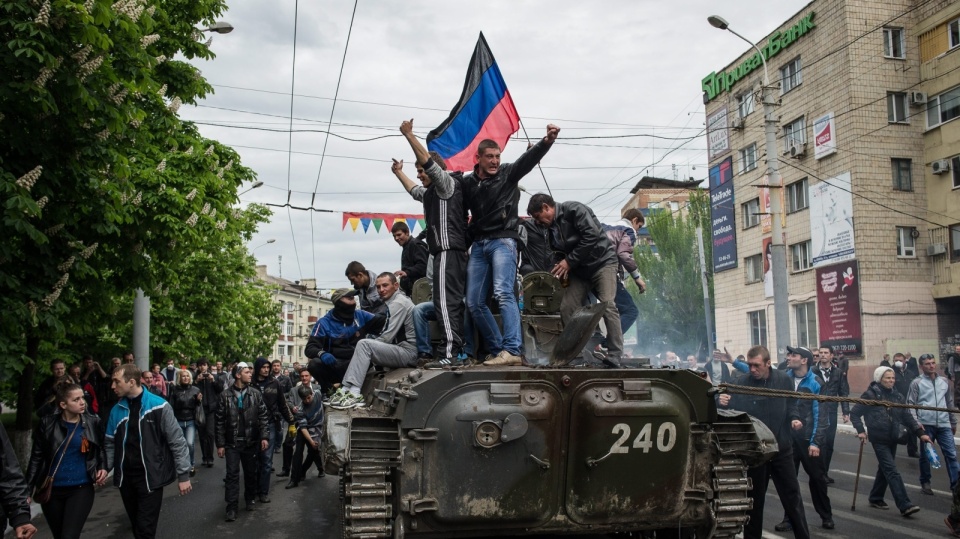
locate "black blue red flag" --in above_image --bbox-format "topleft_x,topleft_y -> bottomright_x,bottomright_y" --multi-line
427,33 -> 520,172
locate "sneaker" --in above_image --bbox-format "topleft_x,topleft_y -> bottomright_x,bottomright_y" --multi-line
331,390 -> 365,410
921,483 -> 934,495
824,475 -> 835,484
225,509 -> 237,522
945,516 -> 960,537
821,519 -> 835,530
901,505 -> 920,517
258,494 -> 271,503
245,500 -> 256,512
869,500 -> 889,510
457,352 -> 477,366
424,357 -> 456,369
189,467 -> 196,477
416,352 -> 433,367
591,345 -> 607,361
484,350 -> 522,366
326,387 -> 350,407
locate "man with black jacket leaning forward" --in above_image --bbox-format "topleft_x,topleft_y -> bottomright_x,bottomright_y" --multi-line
106,364 -> 192,539
527,193 -> 623,365
216,362 -> 270,522
718,345 -> 810,539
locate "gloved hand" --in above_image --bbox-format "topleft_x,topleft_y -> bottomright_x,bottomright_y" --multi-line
320,352 -> 336,366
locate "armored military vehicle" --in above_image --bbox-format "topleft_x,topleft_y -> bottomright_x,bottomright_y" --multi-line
325,274 -> 776,538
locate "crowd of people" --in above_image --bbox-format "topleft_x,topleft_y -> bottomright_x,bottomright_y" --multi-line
717,343 -> 960,539
0,352 -> 332,537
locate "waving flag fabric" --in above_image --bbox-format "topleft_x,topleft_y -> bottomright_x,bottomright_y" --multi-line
427,32 -> 520,172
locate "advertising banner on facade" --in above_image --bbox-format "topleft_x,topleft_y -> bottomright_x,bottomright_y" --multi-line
706,107 -> 730,161
760,186 -> 772,233
816,261 -> 863,356
813,112 -> 837,160
709,157 -> 737,272
810,172 -> 855,267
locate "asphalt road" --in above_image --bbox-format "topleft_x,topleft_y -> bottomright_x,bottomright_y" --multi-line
9,427 -> 960,538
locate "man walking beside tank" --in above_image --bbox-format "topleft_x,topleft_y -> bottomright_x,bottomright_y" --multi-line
908,353 -> 959,495
462,125 -> 560,366
718,345 -> 809,539
811,345 -> 849,483
216,362 -> 270,522
527,193 -> 623,366
775,346 -> 833,531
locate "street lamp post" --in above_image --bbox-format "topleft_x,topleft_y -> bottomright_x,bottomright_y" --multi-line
708,15 -> 791,362
238,181 -> 264,197
252,238 -> 276,257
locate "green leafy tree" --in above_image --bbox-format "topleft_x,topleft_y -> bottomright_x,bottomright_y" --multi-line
0,0 -> 265,438
632,190 -> 714,358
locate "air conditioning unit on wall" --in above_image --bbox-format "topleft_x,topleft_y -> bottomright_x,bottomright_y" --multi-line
928,243 -> 947,256
910,91 -> 928,105
731,117 -> 744,130
932,159 -> 951,175
789,142 -> 807,158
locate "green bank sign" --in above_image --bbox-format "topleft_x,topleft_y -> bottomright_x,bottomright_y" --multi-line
702,12 -> 817,103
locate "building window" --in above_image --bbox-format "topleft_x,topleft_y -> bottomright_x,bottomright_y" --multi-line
953,156 -> 960,189
737,92 -> 755,118
308,306 -> 313,317
786,178 -> 808,213
951,225 -> 960,262
285,321 -> 294,335
950,17 -> 960,49
742,198 -> 760,229
783,117 -> 806,152
748,310 -> 767,347
780,57 -> 802,94
883,27 -> 905,59
277,345 -> 284,358
739,143 -> 758,173
887,92 -> 909,123
648,202 -> 660,209
891,158 -> 912,191
927,86 -> 960,128
794,302 -> 818,349
897,227 -> 917,257
790,240 -> 812,272
745,254 -> 763,283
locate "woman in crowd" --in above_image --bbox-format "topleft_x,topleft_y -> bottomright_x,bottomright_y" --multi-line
850,366 -> 932,517
167,369 -> 201,476
25,383 -> 107,539
66,364 -> 99,416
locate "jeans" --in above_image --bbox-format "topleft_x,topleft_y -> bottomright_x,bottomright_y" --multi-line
413,301 -> 475,357
920,424 -> 960,489
177,419 -> 196,468
291,432 -> 323,481
259,422 -> 277,495
199,407 -> 216,463
42,483 -> 95,539
869,441 -> 913,512
466,238 -> 521,356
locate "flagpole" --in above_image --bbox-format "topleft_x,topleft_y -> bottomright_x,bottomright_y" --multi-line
518,119 -> 553,199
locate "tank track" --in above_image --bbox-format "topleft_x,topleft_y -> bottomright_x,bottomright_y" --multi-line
340,418 -> 402,539
709,457 -> 752,538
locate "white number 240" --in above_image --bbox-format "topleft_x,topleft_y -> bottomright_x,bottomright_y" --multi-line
609,422 -> 677,454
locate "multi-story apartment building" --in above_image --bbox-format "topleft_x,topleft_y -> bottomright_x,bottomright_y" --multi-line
704,0 -> 959,388
255,265 -> 333,365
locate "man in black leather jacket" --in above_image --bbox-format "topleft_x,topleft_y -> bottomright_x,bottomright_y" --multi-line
0,423 -> 36,539
719,345 -> 810,539
215,362 -> 270,522
527,193 -> 623,365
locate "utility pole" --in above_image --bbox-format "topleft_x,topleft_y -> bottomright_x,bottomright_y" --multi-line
133,289 -> 150,372
708,15 -> 791,362
696,227 -> 714,350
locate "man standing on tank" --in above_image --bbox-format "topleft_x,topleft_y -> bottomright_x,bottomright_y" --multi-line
461,124 -> 560,366
718,345 -> 810,539
394,119 -> 471,367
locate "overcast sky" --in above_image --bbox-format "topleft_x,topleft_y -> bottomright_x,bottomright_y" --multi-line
179,0 -> 811,292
